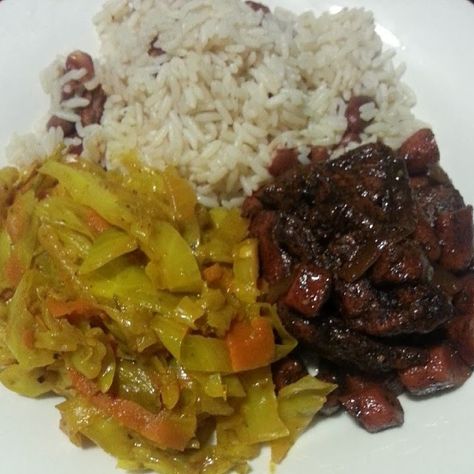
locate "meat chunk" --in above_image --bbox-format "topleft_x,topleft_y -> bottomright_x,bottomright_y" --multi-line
248,211 -> 291,284
275,213 -> 321,261
325,143 -> 416,241
446,313 -> 474,367
338,281 -> 454,337
272,353 -> 307,393
399,344 -> 471,395
398,128 -> 440,175
414,183 -> 464,226
317,361 -> 343,416
279,307 -> 427,373
282,264 -> 332,317
268,148 -> 299,177
343,373 -> 402,396
431,265 -> 462,297
435,206 -> 473,272
241,195 -> 263,219
329,234 -> 383,283
413,211 -> 441,262
453,274 -> 474,315
371,241 -> 432,286
335,278 -> 378,319
340,383 -> 404,433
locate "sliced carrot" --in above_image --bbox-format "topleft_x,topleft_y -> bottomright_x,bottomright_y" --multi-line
70,370 -> 193,451
84,208 -> 111,234
225,318 -> 275,372
202,263 -> 224,284
46,297 -> 98,319
70,369 -> 91,392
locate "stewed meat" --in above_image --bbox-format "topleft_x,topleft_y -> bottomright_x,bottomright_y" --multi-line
446,313 -> 474,367
413,210 -> 442,262
246,130 -> 474,433
399,344 -> 471,395
272,353 -> 308,393
453,274 -> 474,314
370,240 -> 432,286
278,305 -> 427,373
336,281 -> 453,337
397,128 -> 440,175
435,206 -> 473,272
248,210 -> 292,284
339,383 -> 404,433
282,264 -> 332,317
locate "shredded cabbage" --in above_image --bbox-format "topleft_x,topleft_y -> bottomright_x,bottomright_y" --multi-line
0,156 -> 335,473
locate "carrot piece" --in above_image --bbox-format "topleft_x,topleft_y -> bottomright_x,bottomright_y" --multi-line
225,318 -> 275,372
70,370 -> 193,451
202,263 -> 224,284
84,208 -> 111,234
46,297 -> 98,319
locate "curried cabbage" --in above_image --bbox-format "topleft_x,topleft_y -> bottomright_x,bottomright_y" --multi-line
0,155 -> 335,473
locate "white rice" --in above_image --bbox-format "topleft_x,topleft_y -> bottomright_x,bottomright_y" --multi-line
11,0 -> 424,206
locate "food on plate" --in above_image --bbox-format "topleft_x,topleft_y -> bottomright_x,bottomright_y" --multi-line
0,154 -> 334,472
9,0 -> 422,208
244,131 -> 474,432
1,0 -> 473,472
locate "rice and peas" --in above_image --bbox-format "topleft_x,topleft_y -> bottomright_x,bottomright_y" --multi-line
0,0 -> 424,471
7,0 -> 421,207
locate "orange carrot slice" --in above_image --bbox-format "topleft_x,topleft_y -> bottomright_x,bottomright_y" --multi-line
226,318 -> 275,372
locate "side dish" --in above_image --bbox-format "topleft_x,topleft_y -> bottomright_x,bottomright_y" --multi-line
245,131 -> 474,432
0,155 -> 333,472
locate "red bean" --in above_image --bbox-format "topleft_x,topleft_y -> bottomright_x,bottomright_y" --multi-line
80,86 -> 107,127
345,95 -> 374,134
245,1 -> 270,14
65,50 -> 95,83
46,115 -> 76,137
268,148 -> 298,177
309,146 -> 329,163
148,35 -> 166,57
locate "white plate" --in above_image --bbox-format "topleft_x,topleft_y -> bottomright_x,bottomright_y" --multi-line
1,1 -> 474,473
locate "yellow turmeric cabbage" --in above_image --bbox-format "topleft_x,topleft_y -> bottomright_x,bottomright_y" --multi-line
0,155 -> 335,473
